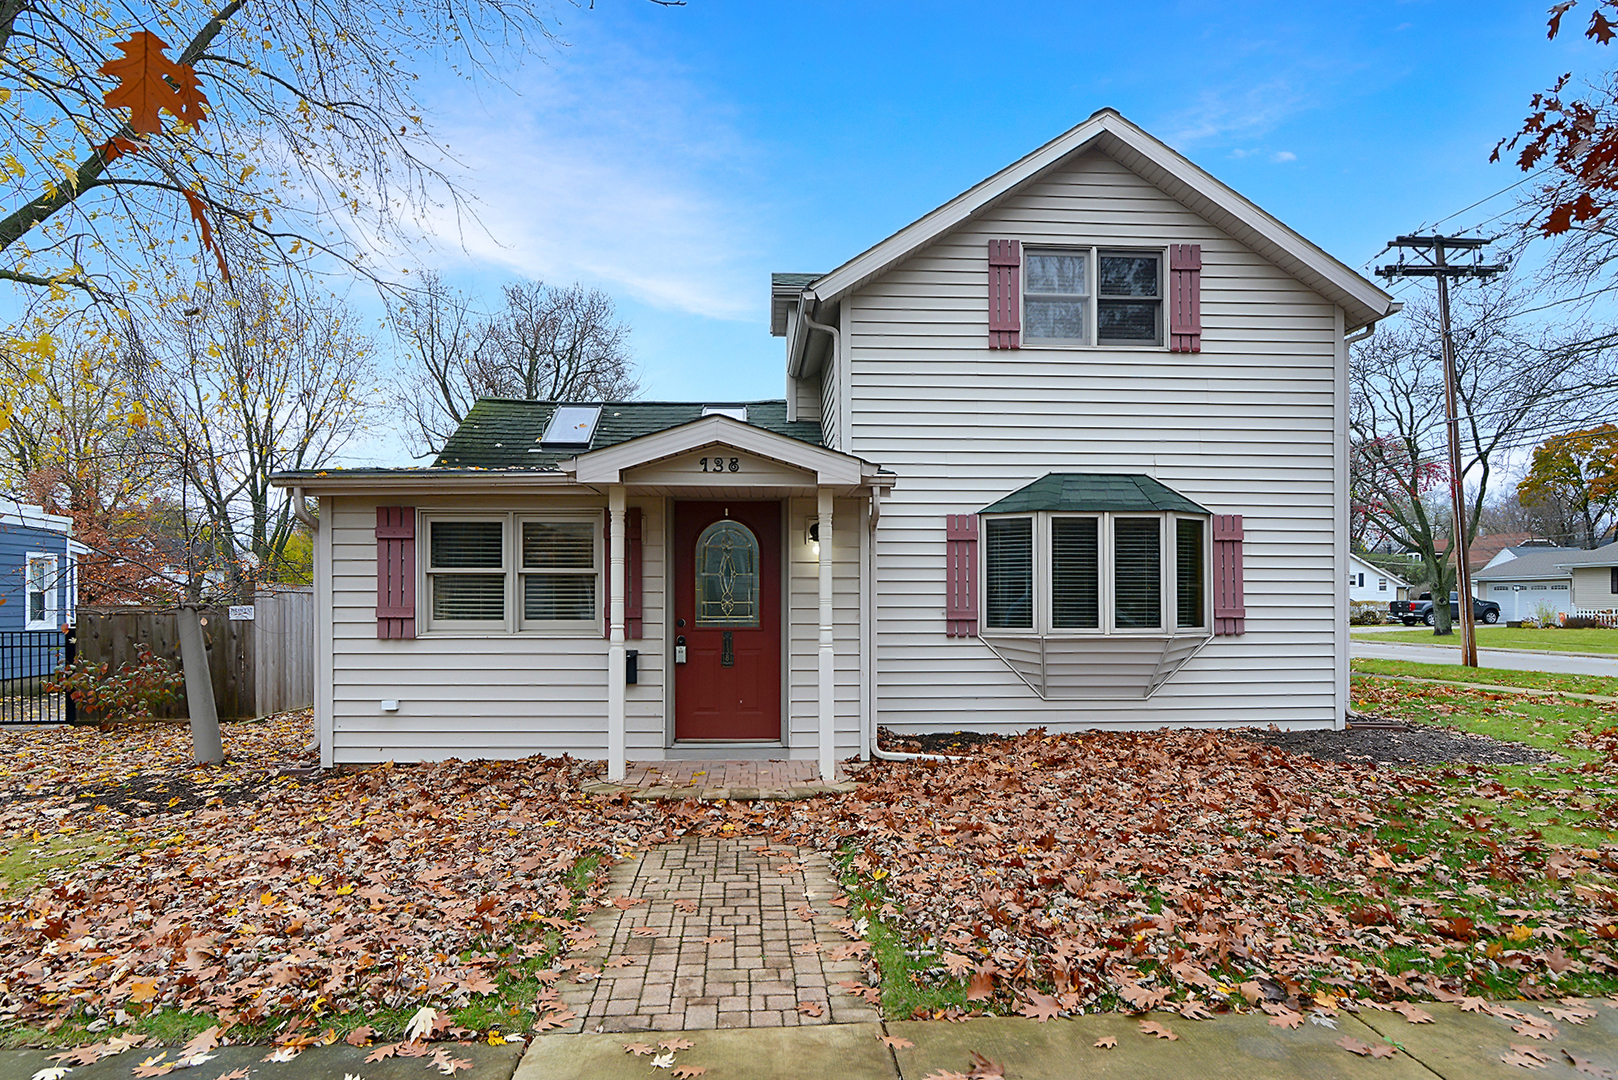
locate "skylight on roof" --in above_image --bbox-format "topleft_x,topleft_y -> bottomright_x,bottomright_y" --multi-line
540,405 -> 602,447
702,405 -> 747,422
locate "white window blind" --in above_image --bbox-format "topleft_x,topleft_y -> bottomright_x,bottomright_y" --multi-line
522,521 -> 597,622
428,520 -> 505,621
984,518 -> 1033,629
25,554 -> 56,629
1175,519 -> 1204,628
1051,518 -> 1099,628
1024,251 -> 1088,343
1114,518 -> 1162,629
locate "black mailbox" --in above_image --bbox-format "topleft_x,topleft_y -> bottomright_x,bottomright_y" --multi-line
625,649 -> 638,685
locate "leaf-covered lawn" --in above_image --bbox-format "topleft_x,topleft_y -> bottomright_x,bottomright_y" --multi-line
4,687 -> 1618,1044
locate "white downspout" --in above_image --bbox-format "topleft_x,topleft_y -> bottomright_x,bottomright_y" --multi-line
291,487 -> 318,533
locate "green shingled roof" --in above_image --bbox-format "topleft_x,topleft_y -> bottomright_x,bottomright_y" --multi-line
980,474 -> 1207,515
433,399 -> 825,469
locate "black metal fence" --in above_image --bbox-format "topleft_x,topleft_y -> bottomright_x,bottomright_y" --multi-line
0,629 -> 74,724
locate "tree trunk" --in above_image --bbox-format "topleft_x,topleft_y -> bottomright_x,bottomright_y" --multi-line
177,605 -> 224,765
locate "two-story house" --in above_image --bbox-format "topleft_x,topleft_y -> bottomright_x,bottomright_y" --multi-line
274,109 -> 1398,777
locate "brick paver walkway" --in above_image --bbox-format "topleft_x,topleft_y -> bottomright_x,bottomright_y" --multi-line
555,838 -> 880,1032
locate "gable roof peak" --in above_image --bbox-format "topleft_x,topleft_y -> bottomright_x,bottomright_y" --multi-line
796,109 -> 1395,335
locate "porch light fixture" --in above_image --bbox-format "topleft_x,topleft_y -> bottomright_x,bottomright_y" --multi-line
807,518 -> 820,559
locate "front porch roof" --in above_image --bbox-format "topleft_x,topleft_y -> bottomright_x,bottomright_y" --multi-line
567,414 -> 887,489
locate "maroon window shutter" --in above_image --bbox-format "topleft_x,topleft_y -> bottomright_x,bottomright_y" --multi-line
375,506 -> 416,640
946,514 -> 980,637
1212,513 -> 1245,636
1168,243 -> 1202,353
626,507 -> 643,640
603,509 -> 643,639
988,239 -> 1021,350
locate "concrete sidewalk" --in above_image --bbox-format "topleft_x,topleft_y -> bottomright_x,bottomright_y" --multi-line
8,1004 -> 1617,1080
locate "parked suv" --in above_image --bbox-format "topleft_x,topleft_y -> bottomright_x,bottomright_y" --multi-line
1388,592 -> 1501,627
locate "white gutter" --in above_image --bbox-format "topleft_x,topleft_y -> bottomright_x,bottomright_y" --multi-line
795,293 -> 839,381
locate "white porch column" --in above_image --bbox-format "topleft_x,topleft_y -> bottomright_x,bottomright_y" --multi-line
607,485 -> 627,782
817,485 -> 835,782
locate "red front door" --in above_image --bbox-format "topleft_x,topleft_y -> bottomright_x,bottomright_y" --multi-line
673,500 -> 782,741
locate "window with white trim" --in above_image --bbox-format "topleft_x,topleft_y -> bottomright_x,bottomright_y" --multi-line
1024,247 -> 1163,347
982,513 -> 1207,634
521,519 -> 599,626
422,513 -> 601,633
25,552 -> 58,630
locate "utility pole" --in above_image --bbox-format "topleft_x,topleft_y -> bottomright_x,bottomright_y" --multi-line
1376,235 -> 1505,668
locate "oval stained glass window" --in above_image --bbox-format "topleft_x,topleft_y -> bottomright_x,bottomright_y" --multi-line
695,520 -> 759,628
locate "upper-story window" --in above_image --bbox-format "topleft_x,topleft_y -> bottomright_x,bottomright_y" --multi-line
1024,248 -> 1162,347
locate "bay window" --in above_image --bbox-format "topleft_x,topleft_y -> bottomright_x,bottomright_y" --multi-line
981,512 -> 1208,635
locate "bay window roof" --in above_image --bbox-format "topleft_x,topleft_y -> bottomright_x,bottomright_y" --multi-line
979,473 -> 1207,516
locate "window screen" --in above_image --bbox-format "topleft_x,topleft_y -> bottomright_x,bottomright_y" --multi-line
429,520 -> 505,621
1175,518 -> 1204,629
1051,518 -> 1099,628
1114,518 -> 1162,629
1097,252 -> 1161,345
522,521 -> 596,622
1024,251 -> 1088,343
985,518 -> 1034,629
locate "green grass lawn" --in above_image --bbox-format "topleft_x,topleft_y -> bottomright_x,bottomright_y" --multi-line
1351,656 -> 1618,697
1354,625 -> 1618,654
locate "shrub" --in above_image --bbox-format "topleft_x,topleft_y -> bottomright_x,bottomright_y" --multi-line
1349,600 -> 1389,625
48,645 -> 186,721
1561,615 -> 1615,630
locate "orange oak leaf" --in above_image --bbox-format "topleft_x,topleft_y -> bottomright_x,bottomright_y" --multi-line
1019,992 -> 1061,1023
1337,1036 -> 1396,1059
672,1069 -> 707,1079
878,1034 -> 914,1049
1138,1020 -> 1178,1041
658,1039 -> 695,1052
98,32 -> 210,136
797,1000 -> 824,1017
1094,1036 -> 1118,1049
622,1043 -> 654,1056
180,188 -> 229,280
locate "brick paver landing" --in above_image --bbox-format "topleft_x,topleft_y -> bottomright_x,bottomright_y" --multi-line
556,838 -> 880,1032
582,760 -> 856,801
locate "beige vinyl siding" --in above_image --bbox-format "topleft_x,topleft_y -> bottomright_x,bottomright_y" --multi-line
1573,566 -> 1618,609
326,493 -> 668,764
819,349 -> 840,450
791,375 -> 821,422
785,496 -> 863,760
846,150 -> 1343,730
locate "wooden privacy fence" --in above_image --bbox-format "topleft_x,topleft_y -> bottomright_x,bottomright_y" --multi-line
76,587 -> 314,720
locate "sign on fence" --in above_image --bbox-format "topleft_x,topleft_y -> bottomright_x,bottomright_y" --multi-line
228,605 -> 255,621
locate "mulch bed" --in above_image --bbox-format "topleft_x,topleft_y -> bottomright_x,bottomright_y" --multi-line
878,723 -> 1557,767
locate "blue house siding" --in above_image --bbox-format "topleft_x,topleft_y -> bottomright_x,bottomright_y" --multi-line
0,516 -> 74,682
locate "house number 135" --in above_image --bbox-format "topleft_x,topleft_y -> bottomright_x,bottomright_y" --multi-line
699,457 -> 740,473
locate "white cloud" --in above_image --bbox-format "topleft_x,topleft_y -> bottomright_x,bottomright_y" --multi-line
403,36 -> 766,323
1271,150 -> 1297,163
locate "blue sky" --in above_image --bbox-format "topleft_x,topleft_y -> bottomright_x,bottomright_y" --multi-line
366,0 -> 1606,461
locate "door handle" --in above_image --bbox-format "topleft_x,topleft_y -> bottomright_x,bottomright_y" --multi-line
721,631 -> 734,667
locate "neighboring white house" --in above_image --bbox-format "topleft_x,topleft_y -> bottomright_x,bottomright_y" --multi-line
1474,544 -> 1618,622
1349,552 -> 1411,603
273,109 -> 1397,776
